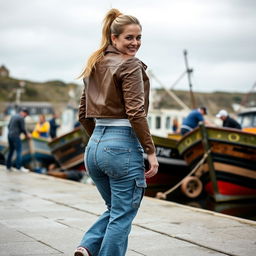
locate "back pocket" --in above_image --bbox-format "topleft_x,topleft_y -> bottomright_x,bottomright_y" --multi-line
102,147 -> 131,178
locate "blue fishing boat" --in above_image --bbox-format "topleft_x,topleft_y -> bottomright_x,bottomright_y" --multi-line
5,137 -> 55,170
0,141 -> 8,165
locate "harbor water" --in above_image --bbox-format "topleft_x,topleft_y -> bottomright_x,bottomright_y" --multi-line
145,188 -> 256,222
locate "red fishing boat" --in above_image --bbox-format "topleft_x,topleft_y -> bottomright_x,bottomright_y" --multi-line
177,124 -> 256,202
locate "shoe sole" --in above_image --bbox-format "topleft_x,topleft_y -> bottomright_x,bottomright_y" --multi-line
74,252 -> 84,256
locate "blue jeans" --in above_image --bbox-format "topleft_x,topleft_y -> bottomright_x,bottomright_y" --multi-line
78,126 -> 146,256
6,136 -> 22,169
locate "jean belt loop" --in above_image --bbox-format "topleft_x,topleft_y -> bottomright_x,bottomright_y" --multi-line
101,126 -> 106,135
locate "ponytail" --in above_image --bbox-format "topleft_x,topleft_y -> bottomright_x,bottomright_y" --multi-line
79,9 -> 122,78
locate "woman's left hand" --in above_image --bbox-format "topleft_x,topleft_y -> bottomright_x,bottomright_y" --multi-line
145,153 -> 159,178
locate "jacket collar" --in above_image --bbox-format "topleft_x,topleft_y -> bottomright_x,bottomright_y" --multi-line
104,45 -> 147,70
105,45 -> 121,55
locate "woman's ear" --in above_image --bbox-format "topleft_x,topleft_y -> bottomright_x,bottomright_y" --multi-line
111,34 -> 116,45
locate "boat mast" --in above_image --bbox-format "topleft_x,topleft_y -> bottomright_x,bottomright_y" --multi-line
148,70 -> 191,111
183,49 -> 196,109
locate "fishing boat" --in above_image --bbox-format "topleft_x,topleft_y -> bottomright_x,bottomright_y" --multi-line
48,127 -> 89,170
4,137 -> 55,170
0,141 -> 7,165
145,134 -> 189,196
177,123 -> 256,202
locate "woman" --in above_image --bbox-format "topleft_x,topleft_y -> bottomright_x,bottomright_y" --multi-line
32,114 -> 50,138
75,8 -> 158,256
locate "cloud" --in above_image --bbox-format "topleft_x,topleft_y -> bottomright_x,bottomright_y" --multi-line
0,0 -> 256,92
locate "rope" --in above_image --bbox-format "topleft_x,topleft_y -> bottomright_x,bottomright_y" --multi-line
156,149 -> 211,200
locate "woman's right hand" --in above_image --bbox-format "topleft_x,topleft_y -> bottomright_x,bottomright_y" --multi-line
145,153 -> 159,178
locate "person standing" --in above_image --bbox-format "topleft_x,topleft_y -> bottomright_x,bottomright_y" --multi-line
32,114 -> 50,138
216,109 -> 241,129
75,8 -> 158,256
49,113 -> 60,139
180,106 -> 208,135
6,108 -> 31,172
172,118 -> 179,133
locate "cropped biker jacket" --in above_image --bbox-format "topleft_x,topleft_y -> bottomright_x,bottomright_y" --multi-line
79,45 -> 155,154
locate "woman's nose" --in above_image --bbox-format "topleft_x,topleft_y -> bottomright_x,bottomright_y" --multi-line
131,38 -> 139,45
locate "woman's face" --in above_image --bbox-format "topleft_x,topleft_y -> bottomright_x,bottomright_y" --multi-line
111,24 -> 141,56
39,115 -> 45,123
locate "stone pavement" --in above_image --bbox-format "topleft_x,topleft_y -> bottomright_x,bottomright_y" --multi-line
0,165 -> 255,256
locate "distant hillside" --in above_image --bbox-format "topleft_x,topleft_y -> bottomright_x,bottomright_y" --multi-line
152,88 -> 256,115
0,75 -> 255,117
0,76 -> 80,102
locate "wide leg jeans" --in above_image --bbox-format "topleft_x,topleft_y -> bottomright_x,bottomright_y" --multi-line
79,126 -> 146,256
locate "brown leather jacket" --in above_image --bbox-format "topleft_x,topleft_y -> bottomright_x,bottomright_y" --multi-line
79,45 -> 155,154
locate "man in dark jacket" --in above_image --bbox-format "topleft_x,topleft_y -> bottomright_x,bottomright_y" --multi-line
49,113 -> 60,139
216,109 -> 241,129
6,108 -> 31,172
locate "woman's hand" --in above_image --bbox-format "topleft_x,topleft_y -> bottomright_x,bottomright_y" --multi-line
145,153 -> 159,178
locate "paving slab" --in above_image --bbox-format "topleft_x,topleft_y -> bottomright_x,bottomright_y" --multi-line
0,165 -> 255,256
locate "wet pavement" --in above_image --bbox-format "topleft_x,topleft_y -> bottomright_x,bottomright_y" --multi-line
0,165 -> 255,256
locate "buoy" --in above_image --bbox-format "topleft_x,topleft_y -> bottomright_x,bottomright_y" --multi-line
181,176 -> 203,198
154,150 -> 210,200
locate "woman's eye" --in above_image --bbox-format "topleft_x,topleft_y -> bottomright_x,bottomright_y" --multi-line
125,36 -> 141,41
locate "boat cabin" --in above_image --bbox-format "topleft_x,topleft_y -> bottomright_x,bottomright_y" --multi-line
237,107 -> 256,133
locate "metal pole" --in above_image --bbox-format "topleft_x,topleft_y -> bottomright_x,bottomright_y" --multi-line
148,70 -> 191,111
183,49 -> 196,109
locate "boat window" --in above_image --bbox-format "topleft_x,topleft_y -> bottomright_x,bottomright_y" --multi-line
252,115 -> 256,127
30,107 -> 37,114
241,114 -> 253,128
237,115 -> 242,124
165,116 -> 171,129
156,116 -> 161,129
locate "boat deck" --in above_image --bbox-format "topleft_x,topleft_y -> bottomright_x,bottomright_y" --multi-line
0,165 -> 255,256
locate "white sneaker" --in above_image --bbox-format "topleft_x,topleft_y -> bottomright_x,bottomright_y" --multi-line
6,167 -> 13,172
74,247 -> 89,256
19,167 -> 30,173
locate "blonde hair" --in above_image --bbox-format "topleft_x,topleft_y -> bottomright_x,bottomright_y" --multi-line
79,8 -> 141,78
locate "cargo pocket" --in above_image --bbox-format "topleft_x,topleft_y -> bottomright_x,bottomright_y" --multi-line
132,178 -> 147,208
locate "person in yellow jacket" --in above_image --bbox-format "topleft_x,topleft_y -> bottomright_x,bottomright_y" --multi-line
32,115 -> 50,138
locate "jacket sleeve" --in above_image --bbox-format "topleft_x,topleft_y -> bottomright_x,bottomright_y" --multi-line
120,58 -> 155,154
78,80 -> 95,136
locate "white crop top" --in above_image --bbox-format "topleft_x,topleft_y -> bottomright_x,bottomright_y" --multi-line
95,118 -> 131,127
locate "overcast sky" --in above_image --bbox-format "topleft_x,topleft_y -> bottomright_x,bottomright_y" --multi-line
1,0 -> 256,92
